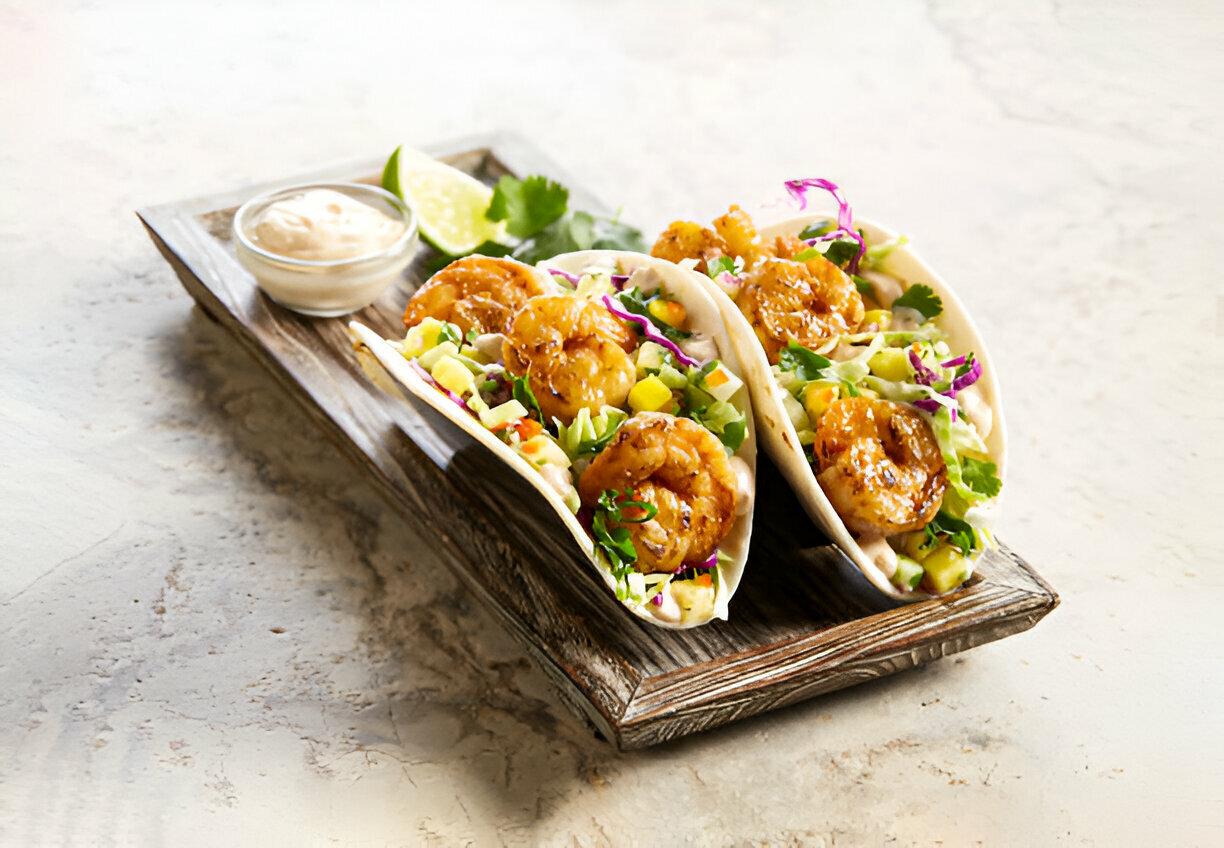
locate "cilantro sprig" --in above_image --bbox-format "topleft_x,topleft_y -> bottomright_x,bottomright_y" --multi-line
425,173 -> 647,269
591,487 -> 658,587
511,373 -> 543,423
925,509 -> 979,556
485,175 -> 568,239
961,456 -> 1002,499
777,342 -> 832,382
706,255 -> 737,278
892,283 -> 943,320
617,287 -> 691,342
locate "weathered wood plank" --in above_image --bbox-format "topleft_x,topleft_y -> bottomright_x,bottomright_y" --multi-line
137,133 -> 1058,750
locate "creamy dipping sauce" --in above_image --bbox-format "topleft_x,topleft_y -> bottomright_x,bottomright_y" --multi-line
250,188 -> 406,262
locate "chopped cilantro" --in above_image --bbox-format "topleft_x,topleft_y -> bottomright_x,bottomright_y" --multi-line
797,220 -> 835,240
592,511 -> 637,575
820,238 -> 860,267
891,283 -> 943,320
485,175 -> 568,239
851,274 -> 875,295
617,287 -> 691,342
591,487 -> 662,581
511,374 -> 543,423
961,456 -> 1002,499
707,255 -> 736,278
777,342 -> 832,382
596,487 -> 659,524
436,322 -> 462,346
510,211 -> 647,265
925,509 -> 978,556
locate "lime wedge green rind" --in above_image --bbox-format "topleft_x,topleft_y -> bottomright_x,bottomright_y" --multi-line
380,145 -> 509,257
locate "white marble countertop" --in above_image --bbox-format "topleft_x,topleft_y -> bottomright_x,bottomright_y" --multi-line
3,1 -> 1221,845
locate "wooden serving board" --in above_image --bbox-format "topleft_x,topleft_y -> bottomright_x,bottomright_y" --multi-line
137,133 -> 1058,750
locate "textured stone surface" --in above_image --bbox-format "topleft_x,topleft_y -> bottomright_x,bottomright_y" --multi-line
1,1 -> 1221,845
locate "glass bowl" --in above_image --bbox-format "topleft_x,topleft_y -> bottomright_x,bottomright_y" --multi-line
232,182 -> 418,317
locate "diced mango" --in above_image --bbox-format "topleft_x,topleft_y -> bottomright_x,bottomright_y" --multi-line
628,375 -> 673,413
418,340 -> 460,371
670,579 -> 715,620
922,546 -> 970,594
648,298 -> 687,329
431,355 -> 474,396
635,341 -> 668,376
401,317 -> 449,359
861,309 -> 892,331
803,381 -> 840,423
901,530 -> 932,561
868,347 -> 911,382
479,399 -> 529,430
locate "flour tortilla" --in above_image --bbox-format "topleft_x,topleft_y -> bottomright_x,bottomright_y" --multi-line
688,213 -> 1006,600
350,252 -> 756,627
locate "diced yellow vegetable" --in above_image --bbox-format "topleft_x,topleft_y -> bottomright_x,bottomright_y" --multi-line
635,341 -> 668,377
648,298 -> 687,329
901,530 -> 932,561
671,579 -> 715,620
868,348 -> 911,382
803,381 -> 840,423
922,546 -> 969,594
628,375 -> 673,413
479,399 -> 529,430
861,309 -> 892,331
431,355 -> 474,396
401,317 -> 450,359
417,340 -> 459,371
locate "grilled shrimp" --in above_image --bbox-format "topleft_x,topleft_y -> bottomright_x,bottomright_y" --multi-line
650,220 -> 729,275
402,256 -> 550,335
578,412 -> 738,574
736,249 -> 865,363
650,205 -> 770,273
711,205 -> 769,269
813,397 -> 947,536
502,295 -> 637,425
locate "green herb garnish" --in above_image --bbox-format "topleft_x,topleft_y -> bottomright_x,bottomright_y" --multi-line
511,374 -> 542,423
925,509 -> 978,556
892,283 -> 943,320
777,342 -> 832,382
961,456 -> 1002,499
617,287 -> 691,342
797,220 -> 835,240
707,255 -> 736,278
485,175 -> 568,239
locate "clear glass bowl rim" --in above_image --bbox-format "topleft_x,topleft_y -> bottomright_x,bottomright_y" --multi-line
232,181 -> 418,268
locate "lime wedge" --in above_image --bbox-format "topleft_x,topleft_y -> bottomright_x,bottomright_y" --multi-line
381,146 -> 508,256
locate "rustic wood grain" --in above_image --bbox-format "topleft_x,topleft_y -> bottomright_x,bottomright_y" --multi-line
136,132 -> 1058,750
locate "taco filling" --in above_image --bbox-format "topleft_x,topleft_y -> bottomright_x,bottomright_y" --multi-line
384,255 -> 753,623
651,182 -> 1001,596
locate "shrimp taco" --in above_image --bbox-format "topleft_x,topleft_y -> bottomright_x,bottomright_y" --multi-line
350,253 -> 756,628
651,179 -> 1005,600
